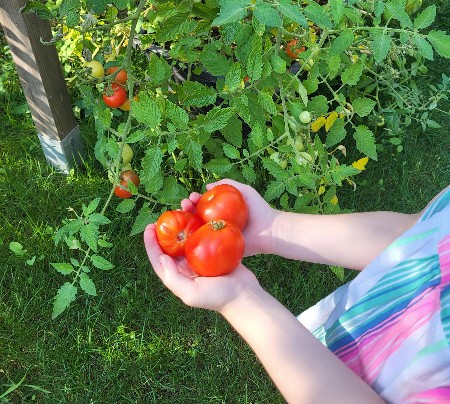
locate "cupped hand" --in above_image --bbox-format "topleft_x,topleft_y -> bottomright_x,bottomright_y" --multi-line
144,224 -> 261,313
180,179 -> 277,256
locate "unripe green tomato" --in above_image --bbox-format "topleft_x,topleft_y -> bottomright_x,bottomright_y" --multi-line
85,60 -> 104,78
118,142 -> 134,164
300,58 -> 314,72
299,111 -> 312,124
294,137 -> 305,151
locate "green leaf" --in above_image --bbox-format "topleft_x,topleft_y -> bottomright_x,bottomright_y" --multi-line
79,272 -> 97,296
91,255 -> 114,270
86,0 -> 108,14
88,213 -> 111,226
9,241 -> 26,256
180,81 -> 217,107
80,223 -> 99,252
414,5 -> 436,29
166,101 -> 189,130
249,124 -> 265,148
427,31 -> 450,59
50,262 -> 74,275
213,0 -> 250,26
353,125 -> 377,160
83,198 -> 100,216
352,97 -> 376,117
277,0 -> 308,27
246,35 -> 263,81
204,158 -> 233,175
307,95 -> 329,116
330,164 -> 360,186
328,0 -> 345,26
200,49 -> 232,77
385,1 -> 413,28
225,63 -> 242,92
370,30 -> 392,63
141,146 -> 163,180
258,92 -> 277,115
160,177 -> 189,205
132,94 -> 162,128
325,118 -> 346,147
221,115 -> 243,148
52,282 -> 77,319
413,36 -> 434,60
204,107 -> 235,132
298,82 -> 309,107
271,54 -> 286,74
254,1 -> 282,27
113,0 -> 128,10
341,60 -> 364,86
330,29 -> 354,55
304,2 -> 333,29
130,204 -> 158,237
242,165 -> 256,183
148,53 -> 172,85
185,139 -> 203,172
264,180 -> 285,202
20,1 -> 53,19
223,143 -> 240,160
116,199 -> 136,213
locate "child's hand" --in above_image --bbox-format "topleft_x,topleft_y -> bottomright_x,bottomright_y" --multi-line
180,179 -> 277,256
144,224 -> 261,312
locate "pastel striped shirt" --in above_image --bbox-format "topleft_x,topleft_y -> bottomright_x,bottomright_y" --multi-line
298,187 -> 450,403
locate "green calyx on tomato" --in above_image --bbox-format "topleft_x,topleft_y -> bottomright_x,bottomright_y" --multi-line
286,39 -> 306,60
155,210 -> 203,257
103,83 -> 127,108
195,184 -> 248,230
113,169 -> 139,199
185,220 -> 245,277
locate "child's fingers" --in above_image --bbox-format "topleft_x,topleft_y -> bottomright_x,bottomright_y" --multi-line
143,224 -> 196,298
180,192 -> 202,212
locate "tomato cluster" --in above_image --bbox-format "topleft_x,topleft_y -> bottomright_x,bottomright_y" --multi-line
155,184 -> 248,277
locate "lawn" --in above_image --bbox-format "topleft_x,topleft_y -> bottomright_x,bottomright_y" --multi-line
1,2 -> 449,402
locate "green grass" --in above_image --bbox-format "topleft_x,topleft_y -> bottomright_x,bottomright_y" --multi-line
1,4 -> 450,402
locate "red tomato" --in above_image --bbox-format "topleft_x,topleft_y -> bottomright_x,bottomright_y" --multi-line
286,39 -> 306,60
106,66 -> 128,84
196,184 -> 248,230
185,220 -> 245,277
155,210 -> 203,257
103,83 -> 127,108
113,170 -> 140,199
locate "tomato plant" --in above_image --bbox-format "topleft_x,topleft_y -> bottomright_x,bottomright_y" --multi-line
118,142 -> 133,164
113,170 -> 139,199
285,39 -> 305,60
185,220 -> 245,277
299,111 -> 312,124
106,66 -> 128,85
196,184 -> 248,230
85,60 -> 104,78
155,210 -> 203,257
103,83 -> 127,108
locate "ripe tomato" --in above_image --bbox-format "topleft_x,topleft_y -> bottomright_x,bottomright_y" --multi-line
103,83 -> 127,108
113,170 -> 140,199
119,95 -> 139,112
85,60 -> 104,78
196,184 -> 248,230
286,39 -> 305,60
155,211 -> 203,257
106,66 -> 128,85
185,220 -> 245,277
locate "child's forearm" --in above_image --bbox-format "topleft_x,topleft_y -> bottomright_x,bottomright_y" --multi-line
269,210 -> 420,270
220,286 -> 384,404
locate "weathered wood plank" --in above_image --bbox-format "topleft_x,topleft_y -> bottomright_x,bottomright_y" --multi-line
0,0 -> 83,173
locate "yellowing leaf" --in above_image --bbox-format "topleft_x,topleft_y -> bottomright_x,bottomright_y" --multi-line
352,157 -> 369,171
330,195 -> 339,205
325,111 -> 338,132
318,185 -> 325,195
309,27 -> 317,43
311,116 -> 326,132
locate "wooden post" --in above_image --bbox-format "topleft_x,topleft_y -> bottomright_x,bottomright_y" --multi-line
0,0 -> 83,173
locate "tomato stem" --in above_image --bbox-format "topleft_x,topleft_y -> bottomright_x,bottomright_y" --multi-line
209,220 -> 225,230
